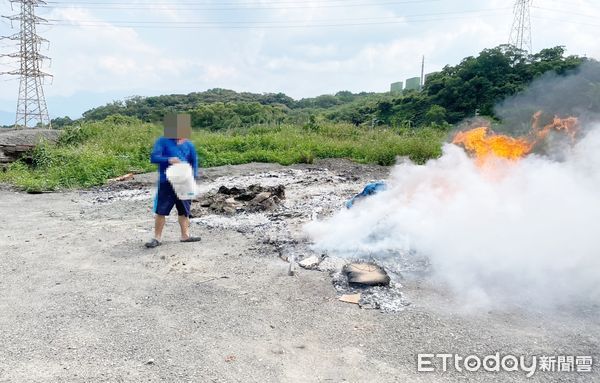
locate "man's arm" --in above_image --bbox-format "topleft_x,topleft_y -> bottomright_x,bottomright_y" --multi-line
150,138 -> 170,165
151,138 -> 181,165
189,143 -> 199,179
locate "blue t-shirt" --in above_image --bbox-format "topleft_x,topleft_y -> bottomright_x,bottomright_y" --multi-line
150,137 -> 199,183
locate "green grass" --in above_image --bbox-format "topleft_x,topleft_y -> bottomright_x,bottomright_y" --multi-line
0,116 -> 447,192
195,123 -> 446,167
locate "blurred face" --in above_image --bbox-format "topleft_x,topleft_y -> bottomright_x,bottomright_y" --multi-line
163,114 -> 192,139
164,125 -> 191,140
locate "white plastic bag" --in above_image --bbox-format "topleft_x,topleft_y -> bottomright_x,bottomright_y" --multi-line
166,162 -> 198,200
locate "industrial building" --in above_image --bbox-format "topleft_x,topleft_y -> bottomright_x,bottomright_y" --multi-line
390,82 -> 403,94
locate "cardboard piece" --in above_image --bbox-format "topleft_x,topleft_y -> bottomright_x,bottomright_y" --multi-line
339,293 -> 361,305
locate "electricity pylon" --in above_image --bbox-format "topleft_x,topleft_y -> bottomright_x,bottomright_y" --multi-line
508,0 -> 533,54
1,0 -> 51,129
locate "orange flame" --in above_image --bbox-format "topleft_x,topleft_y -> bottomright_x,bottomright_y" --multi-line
453,113 -> 579,164
453,127 -> 532,165
532,111 -> 579,142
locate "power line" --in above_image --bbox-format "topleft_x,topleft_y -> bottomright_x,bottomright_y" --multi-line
43,7 -> 511,26
44,16 -> 513,30
45,0 -> 430,4
39,7 -> 513,32
532,5 -> 600,19
41,0 -> 442,11
532,15 -> 600,28
541,0 -> 597,7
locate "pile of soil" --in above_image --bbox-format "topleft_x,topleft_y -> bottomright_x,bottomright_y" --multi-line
193,184 -> 285,215
0,129 -> 60,164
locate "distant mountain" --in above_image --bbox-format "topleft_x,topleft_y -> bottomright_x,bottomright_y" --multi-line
80,88 -> 378,123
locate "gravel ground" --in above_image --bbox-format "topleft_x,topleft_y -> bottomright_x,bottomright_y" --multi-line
0,159 -> 598,382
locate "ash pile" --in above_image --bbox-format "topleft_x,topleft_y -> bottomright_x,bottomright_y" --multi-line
193,184 -> 285,215
333,261 -> 411,313
296,253 -> 413,313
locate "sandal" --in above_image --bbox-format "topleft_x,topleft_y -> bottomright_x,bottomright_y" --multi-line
145,238 -> 161,248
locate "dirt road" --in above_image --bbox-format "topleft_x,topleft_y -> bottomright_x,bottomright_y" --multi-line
1,160 -> 598,382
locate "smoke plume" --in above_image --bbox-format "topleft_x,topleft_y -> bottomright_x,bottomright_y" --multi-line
495,60 -> 600,135
306,67 -> 600,309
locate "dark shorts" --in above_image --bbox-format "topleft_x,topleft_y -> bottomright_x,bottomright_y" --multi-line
154,182 -> 192,217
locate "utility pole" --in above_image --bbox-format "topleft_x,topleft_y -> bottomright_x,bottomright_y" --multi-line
1,0 -> 52,129
420,55 -> 425,90
508,0 -> 532,54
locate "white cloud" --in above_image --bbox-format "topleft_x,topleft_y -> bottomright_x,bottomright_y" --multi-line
248,17 -> 502,96
1,0 -> 598,115
200,64 -> 239,82
37,8 -> 208,96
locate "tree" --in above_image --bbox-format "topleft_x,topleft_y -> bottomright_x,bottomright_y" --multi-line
424,45 -> 585,122
78,46 -> 590,129
424,105 -> 447,125
50,116 -> 74,128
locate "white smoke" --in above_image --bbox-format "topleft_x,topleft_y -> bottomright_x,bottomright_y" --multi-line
305,126 -> 600,309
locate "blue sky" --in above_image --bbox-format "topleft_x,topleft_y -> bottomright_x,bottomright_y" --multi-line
0,0 -> 599,123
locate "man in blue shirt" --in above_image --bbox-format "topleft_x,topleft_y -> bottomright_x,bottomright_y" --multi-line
145,114 -> 201,248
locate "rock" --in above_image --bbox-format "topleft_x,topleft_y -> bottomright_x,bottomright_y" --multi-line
225,355 -> 236,363
299,255 -> 320,270
316,256 -> 346,273
252,192 -> 271,204
343,263 -> 390,287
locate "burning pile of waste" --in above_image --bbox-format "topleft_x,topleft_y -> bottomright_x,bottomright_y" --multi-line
306,106 -> 600,309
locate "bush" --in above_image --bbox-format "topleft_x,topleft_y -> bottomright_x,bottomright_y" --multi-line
0,118 -> 446,191
0,117 -> 158,192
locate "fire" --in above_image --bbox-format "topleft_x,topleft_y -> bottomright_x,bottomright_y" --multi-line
453,127 -> 532,164
532,111 -> 578,142
453,113 -> 579,164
